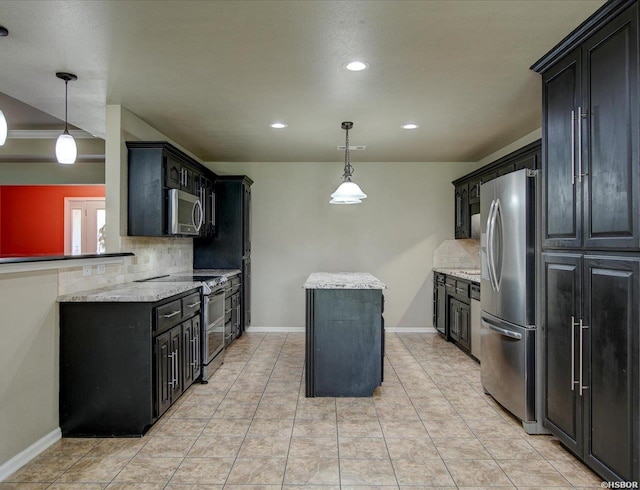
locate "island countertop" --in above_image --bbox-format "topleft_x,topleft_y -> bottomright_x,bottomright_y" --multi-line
304,272 -> 387,290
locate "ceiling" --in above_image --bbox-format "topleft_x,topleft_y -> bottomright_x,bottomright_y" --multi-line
0,0 -> 605,163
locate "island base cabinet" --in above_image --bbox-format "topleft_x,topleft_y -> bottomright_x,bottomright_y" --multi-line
542,253 -> 639,482
305,289 -> 383,397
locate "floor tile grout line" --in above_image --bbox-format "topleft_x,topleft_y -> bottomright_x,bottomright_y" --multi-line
221,332 -> 287,487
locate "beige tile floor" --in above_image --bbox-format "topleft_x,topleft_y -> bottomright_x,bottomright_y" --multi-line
2,332 -> 603,489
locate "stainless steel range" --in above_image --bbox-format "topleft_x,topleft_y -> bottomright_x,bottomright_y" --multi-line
142,273 -> 227,380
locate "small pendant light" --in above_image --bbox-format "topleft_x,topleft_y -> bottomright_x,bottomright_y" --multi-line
330,121 -> 367,204
0,109 -> 7,146
55,72 -> 78,164
0,26 -> 7,146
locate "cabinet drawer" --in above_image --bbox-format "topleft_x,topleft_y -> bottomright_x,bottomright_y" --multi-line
182,293 -> 201,319
155,299 -> 182,333
455,280 -> 469,299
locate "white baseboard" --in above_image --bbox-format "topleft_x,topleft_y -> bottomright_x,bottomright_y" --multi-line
0,427 -> 61,482
385,327 -> 436,333
246,326 -> 437,333
245,326 -> 305,333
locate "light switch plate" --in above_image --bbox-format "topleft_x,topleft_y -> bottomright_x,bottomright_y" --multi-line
97,264 -> 106,274
83,266 -> 92,277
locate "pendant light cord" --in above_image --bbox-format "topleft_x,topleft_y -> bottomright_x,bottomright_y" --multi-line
343,125 -> 354,181
64,80 -> 69,133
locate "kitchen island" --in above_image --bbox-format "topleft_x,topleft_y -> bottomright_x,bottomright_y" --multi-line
304,272 -> 386,397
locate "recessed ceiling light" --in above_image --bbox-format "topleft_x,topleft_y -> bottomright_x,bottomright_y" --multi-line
345,61 -> 368,72
401,124 -> 419,130
270,122 -> 287,129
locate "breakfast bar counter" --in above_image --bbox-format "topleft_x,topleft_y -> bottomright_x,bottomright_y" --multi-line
304,272 -> 386,397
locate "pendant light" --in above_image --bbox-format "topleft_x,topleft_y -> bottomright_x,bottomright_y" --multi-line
0,109 -> 6,146
55,72 -> 78,164
330,121 -> 367,204
0,26 -> 7,146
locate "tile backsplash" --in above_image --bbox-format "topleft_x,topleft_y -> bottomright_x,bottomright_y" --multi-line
433,238 -> 480,269
58,237 -> 193,295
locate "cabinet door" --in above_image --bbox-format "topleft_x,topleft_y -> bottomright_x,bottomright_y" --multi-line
243,183 -> 251,256
448,298 -> 459,341
542,49 -> 582,248
459,302 -> 470,350
542,252 -> 582,455
165,156 -> 182,189
155,330 -> 172,417
582,6 -> 639,250
454,184 -> 470,239
169,327 -> 183,401
468,178 -> 481,205
496,163 -> 515,177
436,282 -> 447,335
242,257 -> 251,331
513,151 -> 539,172
583,256 -> 639,481
191,316 -> 201,382
182,320 -> 195,389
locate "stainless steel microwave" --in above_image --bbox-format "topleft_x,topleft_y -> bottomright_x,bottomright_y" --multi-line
168,189 -> 203,235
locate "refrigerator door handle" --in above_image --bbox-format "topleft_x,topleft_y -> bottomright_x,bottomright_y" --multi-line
488,323 -> 522,340
486,199 -> 497,292
492,199 -> 503,291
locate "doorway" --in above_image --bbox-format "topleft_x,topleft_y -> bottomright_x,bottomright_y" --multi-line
64,198 -> 106,255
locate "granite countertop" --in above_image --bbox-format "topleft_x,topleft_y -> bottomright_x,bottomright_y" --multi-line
433,268 -> 481,283
58,282 -> 202,303
57,268 -> 242,303
304,272 -> 387,290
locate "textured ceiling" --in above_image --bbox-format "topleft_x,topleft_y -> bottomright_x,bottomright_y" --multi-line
0,0 -> 605,162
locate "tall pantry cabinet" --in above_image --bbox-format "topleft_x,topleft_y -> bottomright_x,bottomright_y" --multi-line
194,176 -> 252,333
532,0 -> 639,482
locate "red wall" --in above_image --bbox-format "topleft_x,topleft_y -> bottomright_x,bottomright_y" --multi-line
0,185 -> 105,256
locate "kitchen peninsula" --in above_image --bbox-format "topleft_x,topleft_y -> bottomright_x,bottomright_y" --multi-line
304,272 -> 386,397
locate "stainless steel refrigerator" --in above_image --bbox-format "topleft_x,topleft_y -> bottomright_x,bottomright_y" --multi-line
480,168 -> 545,434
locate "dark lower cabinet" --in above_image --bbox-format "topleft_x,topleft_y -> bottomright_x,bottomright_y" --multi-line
60,289 -> 201,436
543,252 -> 639,482
449,297 -> 470,351
433,273 -> 447,336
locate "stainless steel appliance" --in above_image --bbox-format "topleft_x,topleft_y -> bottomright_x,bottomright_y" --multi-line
168,189 -> 203,235
141,273 -> 227,380
480,168 -> 545,434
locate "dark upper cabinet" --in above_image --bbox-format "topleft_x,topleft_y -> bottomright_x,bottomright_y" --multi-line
537,3 -> 639,250
452,140 -> 541,239
542,252 -> 639,482
127,142 -> 217,238
454,183 -> 470,239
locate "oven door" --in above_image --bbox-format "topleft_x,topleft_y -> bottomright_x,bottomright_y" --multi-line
203,289 -> 225,365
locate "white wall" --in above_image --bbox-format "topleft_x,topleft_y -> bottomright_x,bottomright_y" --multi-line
207,160 -> 477,328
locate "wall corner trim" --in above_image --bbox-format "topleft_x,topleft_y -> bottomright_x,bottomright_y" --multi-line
0,427 -> 61,481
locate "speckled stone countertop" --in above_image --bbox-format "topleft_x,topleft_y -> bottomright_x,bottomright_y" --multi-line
57,282 -> 201,303
433,268 -> 481,283
304,272 -> 387,290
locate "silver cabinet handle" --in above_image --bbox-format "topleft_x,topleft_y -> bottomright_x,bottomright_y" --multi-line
571,316 -> 579,391
191,337 -> 198,368
577,106 -> 583,183
163,310 -> 181,318
168,352 -> 176,387
488,324 -> 522,340
455,287 -> 466,293
571,110 -> 576,185
174,349 -> 179,388
579,319 -> 589,396
187,301 -> 201,308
